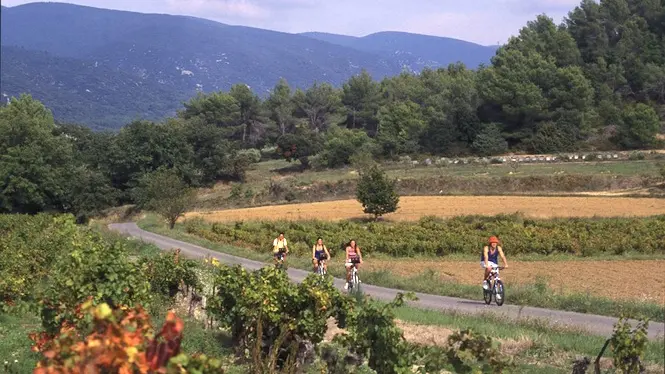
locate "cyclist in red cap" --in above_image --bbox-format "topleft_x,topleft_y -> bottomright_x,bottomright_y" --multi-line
481,236 -> 508,290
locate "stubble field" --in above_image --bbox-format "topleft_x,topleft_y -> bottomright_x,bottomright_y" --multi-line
363,258 -> 665,303
185,195 -> 665,222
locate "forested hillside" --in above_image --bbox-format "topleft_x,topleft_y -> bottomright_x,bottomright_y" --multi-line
1,0 -> 664,220
0,46 -> 185,129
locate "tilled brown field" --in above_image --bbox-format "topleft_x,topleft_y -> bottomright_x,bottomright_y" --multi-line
364,259 -> 665,303
186,196 -> 665,222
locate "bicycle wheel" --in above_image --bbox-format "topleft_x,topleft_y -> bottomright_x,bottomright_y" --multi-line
483,285 -> 492,305
495,280 -> 505,306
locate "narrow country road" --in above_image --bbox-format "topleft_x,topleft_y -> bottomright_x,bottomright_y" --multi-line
109,222 -> 665,340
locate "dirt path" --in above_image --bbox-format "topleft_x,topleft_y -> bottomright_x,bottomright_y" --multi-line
186,196 -> 665,222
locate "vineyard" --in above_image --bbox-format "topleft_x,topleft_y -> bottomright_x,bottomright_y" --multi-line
182,214 -> 665,258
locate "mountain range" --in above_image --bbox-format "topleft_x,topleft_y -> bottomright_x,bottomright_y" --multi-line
0,2 -> 499,129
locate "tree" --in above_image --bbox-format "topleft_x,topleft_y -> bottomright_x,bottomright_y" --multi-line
266,78 -> 296,135
617,103 -> 660,149
0,94 -> 77,214
132,168 -> 196,229
293,83 -> 343,133
313,126 -> 374,169
356,165 -> 399,220
376,101 -> 426,157
230,83 -> 266,146
275,130 -> 323,169
471,123 -> 508,156
342,69 -> 382,134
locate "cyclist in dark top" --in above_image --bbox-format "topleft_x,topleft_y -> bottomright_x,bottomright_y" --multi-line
312,237 -> 331,273
481,236 -> 508,290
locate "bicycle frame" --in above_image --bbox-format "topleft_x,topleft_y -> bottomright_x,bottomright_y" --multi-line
488,266 -> 503,286
317,259 -> 327,276
275,251 -> 286,268
349,264 -> 360,291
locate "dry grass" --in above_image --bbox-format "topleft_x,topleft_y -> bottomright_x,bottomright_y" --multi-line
364,259 -> 665,303
186,196 -> 665,222
324,317 -> 454,347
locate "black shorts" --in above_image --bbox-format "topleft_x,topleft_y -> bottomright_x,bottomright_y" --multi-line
274,250 -> 286,259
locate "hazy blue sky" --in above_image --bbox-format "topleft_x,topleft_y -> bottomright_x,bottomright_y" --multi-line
2,0 -> 580,45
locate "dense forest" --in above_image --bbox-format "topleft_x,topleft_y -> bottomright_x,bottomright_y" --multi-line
1,0 -> 664,219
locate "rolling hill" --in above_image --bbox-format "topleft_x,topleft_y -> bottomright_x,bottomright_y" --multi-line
300,31 -> 498,69
1,2 -> 498,129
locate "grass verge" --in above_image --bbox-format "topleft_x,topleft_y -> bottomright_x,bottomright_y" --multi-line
389,304 -> 664,366
137,214 -> 665,321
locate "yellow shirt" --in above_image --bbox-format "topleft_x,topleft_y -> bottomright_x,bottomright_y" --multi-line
273,238 -> 287,252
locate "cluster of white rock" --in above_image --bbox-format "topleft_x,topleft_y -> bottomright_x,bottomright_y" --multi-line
397,151 -> 647,167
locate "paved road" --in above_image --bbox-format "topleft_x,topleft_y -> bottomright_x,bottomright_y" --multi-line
109,222 -> 665,340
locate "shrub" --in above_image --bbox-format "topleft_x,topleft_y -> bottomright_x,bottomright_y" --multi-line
206,264 -> 351,369
334,293 -> 418,374
610,316 -> 650,374
237,148 -> 262,164
40,231 -> 151,333
316,126 -> 373,169
31,302 -> 223,373
139,249 -> 201,298
0,214 -> 77,307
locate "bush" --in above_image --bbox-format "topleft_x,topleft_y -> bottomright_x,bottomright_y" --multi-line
315,126 -> 373,169
610,316 -> 650,374
206,264 -> 351,370
186,214 -> 665,258
237,148 -> 262,164
31,302 -> 224,373
39,229 -> 151,333
0,214 -> 76,306
139,249 -> 201,298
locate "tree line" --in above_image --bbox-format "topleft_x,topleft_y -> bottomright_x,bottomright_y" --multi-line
1,0 -> 664,219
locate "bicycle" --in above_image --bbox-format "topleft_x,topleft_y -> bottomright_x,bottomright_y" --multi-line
347,262 -> 361,293
483,265 -> 505,306
316,259 -> 327,277
275,251 -> 287,270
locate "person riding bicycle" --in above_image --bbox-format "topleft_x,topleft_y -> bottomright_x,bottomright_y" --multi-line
273,232 -> 289,264
481,236 -> 508,290
312,237 -> 331,273
344,239 -> 363,290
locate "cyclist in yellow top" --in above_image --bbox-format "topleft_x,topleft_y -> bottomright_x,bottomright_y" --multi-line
273,232 -> 289,264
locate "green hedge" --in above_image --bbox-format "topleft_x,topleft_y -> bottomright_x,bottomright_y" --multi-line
184,214 -> 665,258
